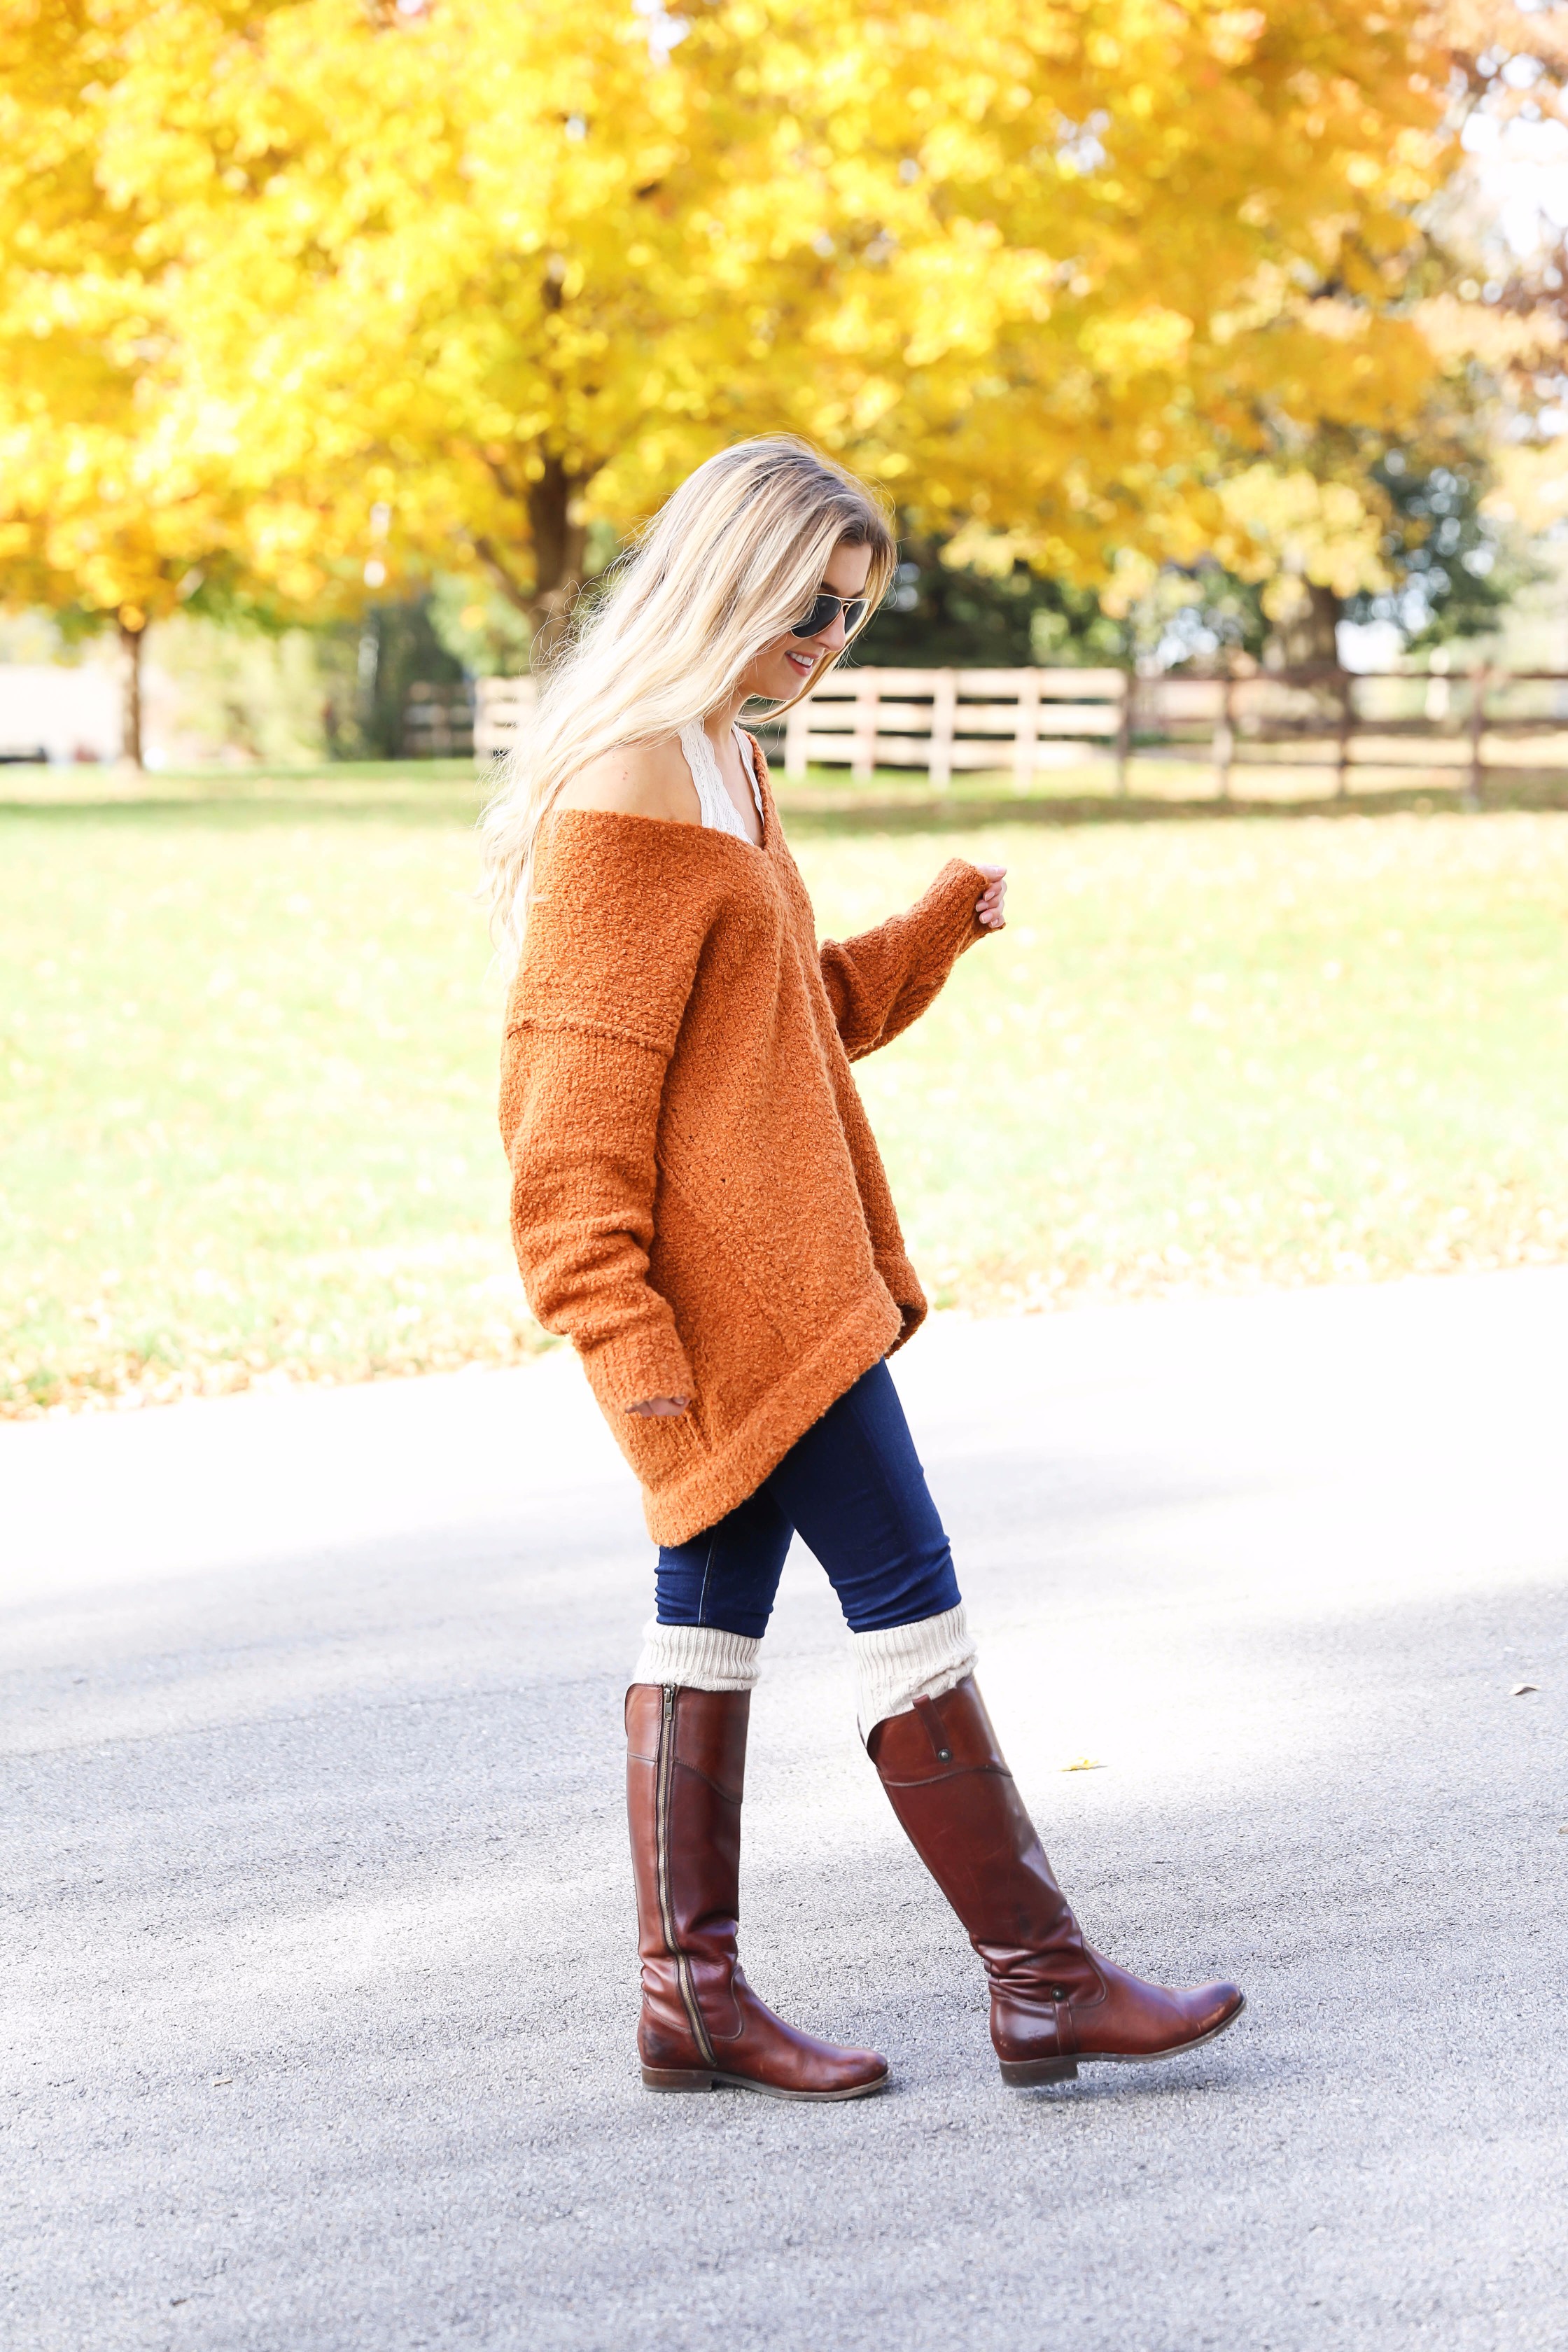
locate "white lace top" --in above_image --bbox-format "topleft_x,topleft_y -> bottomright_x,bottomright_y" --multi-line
679,722 -> 764,844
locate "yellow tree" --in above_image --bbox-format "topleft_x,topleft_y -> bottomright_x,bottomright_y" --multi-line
0,439 -> 243,767
4,0 -> 1474,655
0,1 -> 367,760
0,4 -> 223,759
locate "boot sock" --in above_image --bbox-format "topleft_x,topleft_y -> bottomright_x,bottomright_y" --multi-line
848,1603 -> 976,1743
631,1618 -> 761,1692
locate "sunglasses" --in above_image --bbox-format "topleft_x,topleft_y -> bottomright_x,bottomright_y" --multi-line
790,590 -> 868,639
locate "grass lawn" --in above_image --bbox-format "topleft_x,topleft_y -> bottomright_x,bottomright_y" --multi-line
4,765 -> 1568,1413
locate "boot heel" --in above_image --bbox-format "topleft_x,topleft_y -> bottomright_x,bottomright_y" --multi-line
1000,2056 -> 1078,2087
640,2065 -> 715,2094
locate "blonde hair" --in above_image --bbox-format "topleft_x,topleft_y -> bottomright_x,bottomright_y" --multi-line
480,435 -> 896,960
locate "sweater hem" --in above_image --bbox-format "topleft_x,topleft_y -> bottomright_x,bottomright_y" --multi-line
640,1284 -> 904,1547
873,1247 -> 925,1351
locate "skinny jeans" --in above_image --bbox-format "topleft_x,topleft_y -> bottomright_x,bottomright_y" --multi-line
654,1359 -> 961,1639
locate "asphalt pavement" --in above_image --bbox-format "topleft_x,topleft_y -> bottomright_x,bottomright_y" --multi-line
4,1269 -> 1567,2351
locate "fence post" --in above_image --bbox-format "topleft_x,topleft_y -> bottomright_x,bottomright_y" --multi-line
1335,668 -> 1353,799
1013,668 -> 1040,793
930,668 -> 957,791
1114,672 -> 1132,796
851,676 -> 879,785
1464,667 -> 1488,810
1213,674 -> 1234,800
785,693 -> 810,781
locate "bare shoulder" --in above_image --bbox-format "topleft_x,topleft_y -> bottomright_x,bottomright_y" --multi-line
554,736 -> 698,825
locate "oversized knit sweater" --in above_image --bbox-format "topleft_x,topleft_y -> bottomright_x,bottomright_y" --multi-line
499,736 -> 989,1545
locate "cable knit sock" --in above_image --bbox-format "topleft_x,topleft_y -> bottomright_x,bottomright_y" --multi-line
631,1618 -> 763,1693
850,1604 -> 977,1742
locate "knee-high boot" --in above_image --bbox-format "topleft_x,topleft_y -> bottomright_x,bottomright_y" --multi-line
626,1683 -> 888,2100
869,1677 -> 1245,2085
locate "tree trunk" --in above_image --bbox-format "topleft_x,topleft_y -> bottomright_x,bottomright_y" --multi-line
118,613 -> 146,769
1270,582 -> 1343,670
468,449 -> 588,667
525,455 -> 587,664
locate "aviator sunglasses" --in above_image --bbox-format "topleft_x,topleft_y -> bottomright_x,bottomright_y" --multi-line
790,589 -> 868,638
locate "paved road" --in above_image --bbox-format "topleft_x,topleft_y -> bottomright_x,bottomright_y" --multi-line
5,1270 -> 1567,2352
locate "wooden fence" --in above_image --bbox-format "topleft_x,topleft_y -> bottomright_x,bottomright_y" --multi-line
1131,665 -> 1568,804
470,670 -> 1129,780
472,676 -> 536,760
402,681 -> 475,757
777,666 -> 1129,785
470,665 -> 1568,799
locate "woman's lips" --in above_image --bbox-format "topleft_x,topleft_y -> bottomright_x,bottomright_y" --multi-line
785,650 -> 816,674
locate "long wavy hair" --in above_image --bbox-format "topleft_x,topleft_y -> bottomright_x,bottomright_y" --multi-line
479,435 -> 897,961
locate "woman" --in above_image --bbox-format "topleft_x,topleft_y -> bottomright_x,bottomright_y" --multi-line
484,438 -> 1243,2101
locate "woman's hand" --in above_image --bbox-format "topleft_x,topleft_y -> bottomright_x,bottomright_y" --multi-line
628,1395 -> 690,1418
975,864 -> 1008,930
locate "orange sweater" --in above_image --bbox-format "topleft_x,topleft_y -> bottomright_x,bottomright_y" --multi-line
499,740 -> 988,1544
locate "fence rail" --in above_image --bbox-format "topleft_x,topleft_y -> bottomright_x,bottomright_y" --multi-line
402,681 -> 475,758
472,676 -> 536,760
470,665 -> 1568,800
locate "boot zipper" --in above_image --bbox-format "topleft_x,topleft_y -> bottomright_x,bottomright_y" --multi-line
655,1684 -> 716,2069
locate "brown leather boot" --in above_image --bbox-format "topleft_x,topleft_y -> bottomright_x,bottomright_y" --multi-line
626,1683 -> 888,2101
869,1676 -> 1245,2085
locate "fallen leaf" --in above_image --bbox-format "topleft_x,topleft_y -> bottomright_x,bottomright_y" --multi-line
1511,1683 -> 1540,1696
1061,1757 -> 1105,1772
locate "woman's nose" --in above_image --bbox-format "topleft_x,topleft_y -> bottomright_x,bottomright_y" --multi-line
815,613 -> 848,654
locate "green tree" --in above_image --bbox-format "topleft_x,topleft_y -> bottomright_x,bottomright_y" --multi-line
857,536 -> 1126,668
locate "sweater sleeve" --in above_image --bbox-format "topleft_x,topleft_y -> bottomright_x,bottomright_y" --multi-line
818,858 -> 990,1062
498,817 -> 712,1410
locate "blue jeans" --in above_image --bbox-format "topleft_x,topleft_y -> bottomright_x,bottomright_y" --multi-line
654,1360 -> 962,1638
